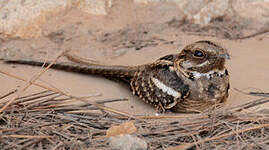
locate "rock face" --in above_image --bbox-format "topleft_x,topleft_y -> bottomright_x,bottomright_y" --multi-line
135,0 -> 269,25
0,0 -> 268,39
233,0 -> 269,26
0,0 -> 111,38
0,0 -> 73,38
77,0 -> 112,15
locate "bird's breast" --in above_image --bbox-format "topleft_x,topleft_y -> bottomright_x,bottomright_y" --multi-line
186,69 -> 229,102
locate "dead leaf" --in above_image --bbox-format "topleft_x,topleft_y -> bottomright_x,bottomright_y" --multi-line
106,121 -> 137,137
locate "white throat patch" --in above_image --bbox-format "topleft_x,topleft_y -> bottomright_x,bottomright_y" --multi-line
191,69 -> 226,79
151,77 -> 181,98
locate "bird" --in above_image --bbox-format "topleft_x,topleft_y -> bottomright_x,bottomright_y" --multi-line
3,40 -> 230,113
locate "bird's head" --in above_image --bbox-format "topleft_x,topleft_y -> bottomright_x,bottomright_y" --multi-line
175,40 -> 230,77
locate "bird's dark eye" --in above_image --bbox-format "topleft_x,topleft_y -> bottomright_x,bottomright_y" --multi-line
193,50 -> 205,58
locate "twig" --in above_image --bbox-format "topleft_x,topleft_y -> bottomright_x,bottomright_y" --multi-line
0,135 -> 52,139
0,89 -> 17,100
13,91 -> 59,105
16,90 -> 52,99
22,94 -> 63,110
19,138 -> 43,150
249,92 -> 269,97
1,120 -> 71,134
231,88 -> 269,111
229,97 -> 269,112
97,98 -> 128,104
235,29 -> 269,40
137,115 -> 192,119
52,142 -> 64,150
64,52 -> 101,65
51,131 -> 71,140
185,32 -> 215,37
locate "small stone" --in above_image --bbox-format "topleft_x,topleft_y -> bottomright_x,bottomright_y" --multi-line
109,134 -> 147,150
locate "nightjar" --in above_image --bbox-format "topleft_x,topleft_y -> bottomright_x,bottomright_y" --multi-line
3,40 -> 230,113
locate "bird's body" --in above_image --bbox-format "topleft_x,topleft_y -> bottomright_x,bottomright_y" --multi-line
3,40 -> 230,113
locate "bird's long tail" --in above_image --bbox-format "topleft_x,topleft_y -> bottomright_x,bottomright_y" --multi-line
3,58 -> 138,79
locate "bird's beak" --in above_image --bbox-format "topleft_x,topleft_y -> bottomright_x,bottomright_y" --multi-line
219,53 -> 231,60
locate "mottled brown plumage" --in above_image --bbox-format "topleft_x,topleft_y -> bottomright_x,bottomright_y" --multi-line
3,40 -> 230,113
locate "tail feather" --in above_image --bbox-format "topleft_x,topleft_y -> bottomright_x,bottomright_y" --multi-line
3,59 -> 138,78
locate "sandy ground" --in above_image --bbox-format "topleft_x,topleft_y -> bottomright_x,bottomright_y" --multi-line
0,2 -> 269,116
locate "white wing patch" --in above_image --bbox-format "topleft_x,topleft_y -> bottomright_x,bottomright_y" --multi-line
151,77 -> 181,98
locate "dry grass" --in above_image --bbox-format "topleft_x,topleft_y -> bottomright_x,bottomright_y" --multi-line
1,53 -> 269,149
1,89 -> 269,150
